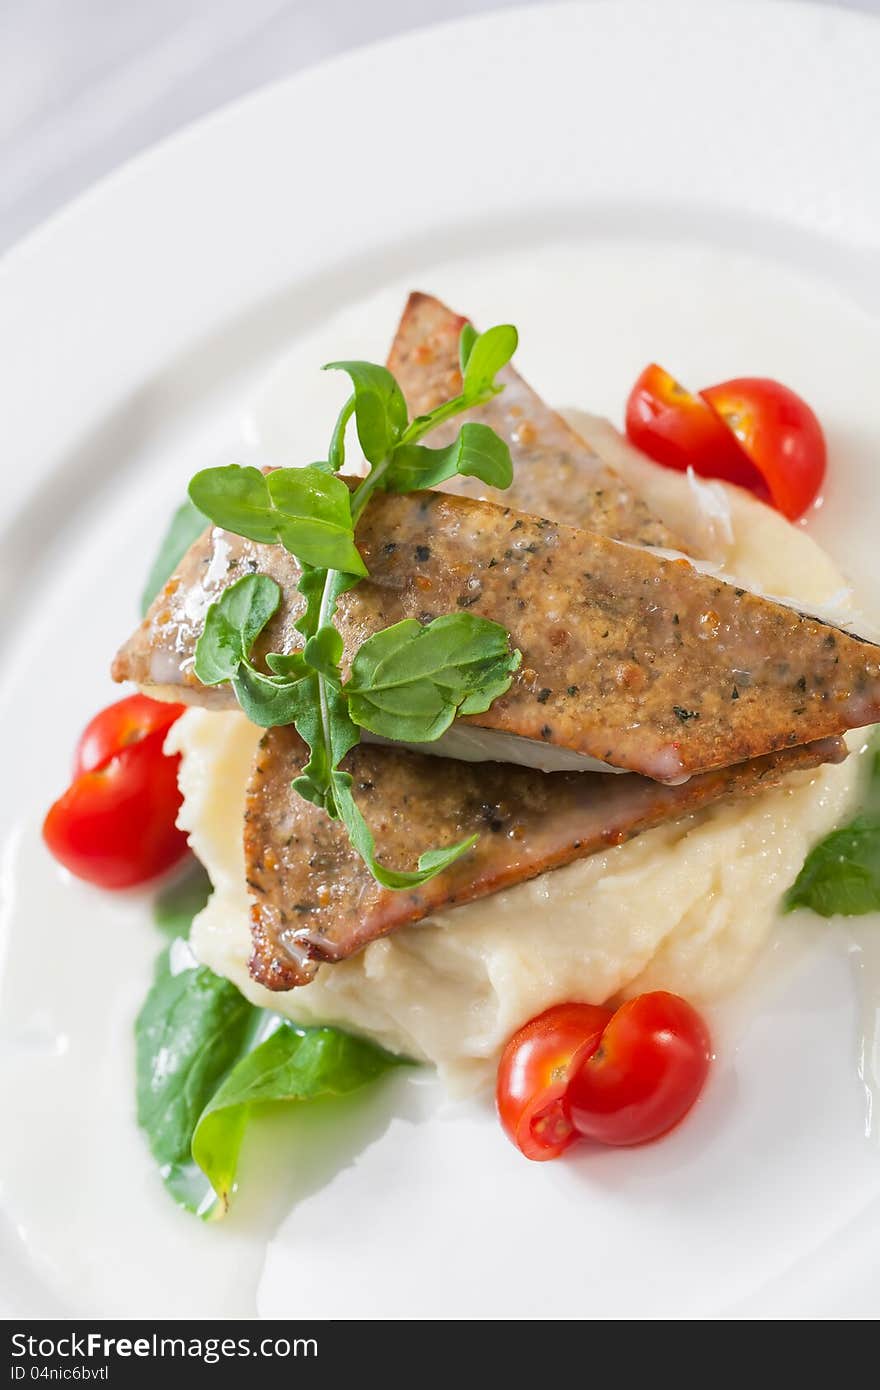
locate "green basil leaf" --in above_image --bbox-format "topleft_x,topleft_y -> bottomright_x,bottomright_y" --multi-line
384,421 -> 513,493
461,324 -> 518,398
191,1022 -> 407,1215
141,498 -> 209,617
135,943 -> 257,1216
458,322 -> 477,375
345,614 -> 520,742
189,464 -> 365,575
333,772 -> 477,889
153,860 -> 212,937
194,573 -> 281,685
323,361 -> 408,465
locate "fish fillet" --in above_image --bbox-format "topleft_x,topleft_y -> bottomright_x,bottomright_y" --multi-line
387,290 -> 682,547
114,488 -> 880,783
245,729 -> 847,988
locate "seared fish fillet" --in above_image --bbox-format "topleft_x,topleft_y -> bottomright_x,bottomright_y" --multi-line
245,729 -> 846,988
388,290 -> 681,547
114,488 -> 880,783
112,293 -> 872,988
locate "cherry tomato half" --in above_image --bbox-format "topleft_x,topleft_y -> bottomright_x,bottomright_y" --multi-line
625,363 -> 762,490
496,1002 -> 612,1160
700,377 -> 826,521
567,991 -> 712,1147
44,695 -> 189,890
73,693 -> 186,778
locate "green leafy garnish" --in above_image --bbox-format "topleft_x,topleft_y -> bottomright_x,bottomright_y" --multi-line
189,322 -> 520,889
785,729 -> 880,917
135,941 -> 406,1218
152,860 -> 212,937
189,464 -> 366,576
384,421 -> 513,494
330,774 -> 477,889
135,943 -> 256,1215
191,1020 -> 408,1214
193,573 -> 512,886
140,498 -> 208,616
194,572 -> 281,685
323,361 -> 408,466
460,323 -> 517,398
346,615 -> 522,742
458,321 -> 477,373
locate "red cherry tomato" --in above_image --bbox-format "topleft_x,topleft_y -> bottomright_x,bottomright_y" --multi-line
44,697 -> 189,890
496,1002 -> 612,1160
700,377 -> 826,521
73,693 -> 186,777
625,363 -> 763,490
567,991 -> 712,1147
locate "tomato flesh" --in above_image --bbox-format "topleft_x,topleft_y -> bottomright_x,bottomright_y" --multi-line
73,693 -> 186,778
567,991 -> 712,1147
496,1003 -> 612,1161
700,377 -> 826,521
497,992 -> 712,1160
625,363 -> 762,489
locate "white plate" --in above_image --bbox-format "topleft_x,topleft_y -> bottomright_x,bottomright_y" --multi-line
2,0 -> 880,1320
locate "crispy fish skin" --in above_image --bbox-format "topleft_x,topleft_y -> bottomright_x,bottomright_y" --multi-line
245,730 -> 847,989
387,290 -> 680,548
114,488 -> 880,783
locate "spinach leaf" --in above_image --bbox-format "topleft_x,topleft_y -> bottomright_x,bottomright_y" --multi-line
135,942 -> 256,1215
785,729 -> 880,917
191,1022 -> 407,1215
785,817 -> 880,917
152,860 -> 212,937
135,942 -> 408,1219
140,498 -> 208,616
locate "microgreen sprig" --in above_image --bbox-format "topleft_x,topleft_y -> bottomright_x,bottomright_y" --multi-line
190,321 -> 520,888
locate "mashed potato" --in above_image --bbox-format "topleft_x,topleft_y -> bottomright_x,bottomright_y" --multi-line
169,427 -> 870,1091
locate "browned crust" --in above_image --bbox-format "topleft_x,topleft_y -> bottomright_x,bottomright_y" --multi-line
245,731 -> 847,989
114,487 -> 880,782
388,291 -> 681,548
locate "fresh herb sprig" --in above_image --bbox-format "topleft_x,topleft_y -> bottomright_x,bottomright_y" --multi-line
188,323 -> 521,887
